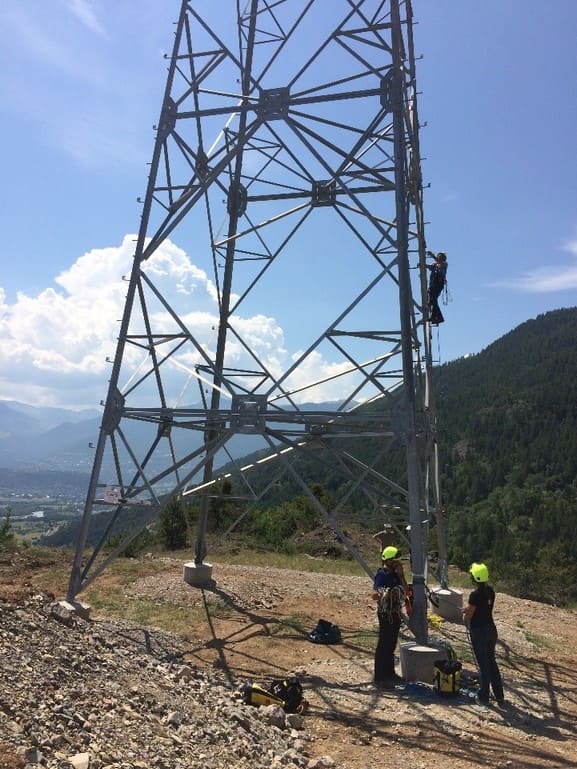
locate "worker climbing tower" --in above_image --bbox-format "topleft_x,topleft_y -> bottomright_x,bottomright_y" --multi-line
67,0 -> 445,645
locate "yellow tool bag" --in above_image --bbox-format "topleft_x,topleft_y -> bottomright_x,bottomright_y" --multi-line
242,682 -> 286,708
240,676 -> 305,712
434,659 -> 462,695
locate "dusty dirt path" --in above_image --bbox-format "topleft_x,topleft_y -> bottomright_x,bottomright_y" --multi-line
129,560 -> 577,769
3,548 -> 576,769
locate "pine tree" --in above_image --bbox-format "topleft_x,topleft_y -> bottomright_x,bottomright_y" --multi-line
159,497 -> 188,550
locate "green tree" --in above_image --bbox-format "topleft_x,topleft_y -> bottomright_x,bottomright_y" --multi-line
209,479 -> 242,532
105,528 -> 154,557
159,497 -> 188,550
247,492 -> 324,551
0,508 -> 16,547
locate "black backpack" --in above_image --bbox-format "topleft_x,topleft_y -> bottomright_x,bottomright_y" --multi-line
308,618 -> 342,644
269,676 -> 304,713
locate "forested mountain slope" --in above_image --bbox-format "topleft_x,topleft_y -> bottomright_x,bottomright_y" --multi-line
40,308 -> 577,605
438,307 -> 577,498
222,306 -> 577,603
436,307 -> 577,602
205,307 -> 577,603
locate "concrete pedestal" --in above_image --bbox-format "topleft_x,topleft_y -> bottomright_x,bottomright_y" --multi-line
429,587 -> 463,623
53,600 -> 91,624
183,561 -> 213,586
400,641 -> 449,684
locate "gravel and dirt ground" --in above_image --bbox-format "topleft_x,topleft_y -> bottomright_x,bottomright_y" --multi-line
129,559 -> 577,769
2,547 -> 577,769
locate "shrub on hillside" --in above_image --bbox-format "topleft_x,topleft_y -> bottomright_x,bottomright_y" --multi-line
0,509 -> 16,548
159,497 -> 188,550
105,528 -> 155,557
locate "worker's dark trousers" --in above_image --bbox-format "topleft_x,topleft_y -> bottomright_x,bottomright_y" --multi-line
374,613 -> 402,681
470,624 -> 504,702
428,289 -> 444,323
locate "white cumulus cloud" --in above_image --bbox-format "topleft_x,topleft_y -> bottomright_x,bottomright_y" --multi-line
0,235 -> 368,409
0,236 -> 223,407
0,236 -> 337,409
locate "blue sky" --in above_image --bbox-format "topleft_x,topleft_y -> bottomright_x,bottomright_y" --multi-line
1,0 -> 576,410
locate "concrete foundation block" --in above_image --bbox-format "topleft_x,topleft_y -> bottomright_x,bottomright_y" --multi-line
400,641 -> 449,684
57,600 -> 92,620
183,561 -> 213,587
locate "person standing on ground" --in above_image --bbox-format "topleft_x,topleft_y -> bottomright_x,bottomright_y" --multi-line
462,562 -> 505,707
371,546 -> 408,687
422,251 -> 448,324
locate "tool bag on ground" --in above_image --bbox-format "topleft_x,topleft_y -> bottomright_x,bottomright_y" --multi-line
433,658 -> 462,695
308,618 -> 342,644
268,676 -> 304,712
241,676 -> 304,713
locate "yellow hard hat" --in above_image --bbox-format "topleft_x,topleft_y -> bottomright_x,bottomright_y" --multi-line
382,546 -> 399,561
469,562 -> 489,583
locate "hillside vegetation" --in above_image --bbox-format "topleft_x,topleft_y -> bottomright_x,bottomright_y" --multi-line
36,307 -> 577,606
438,307 -> 577,604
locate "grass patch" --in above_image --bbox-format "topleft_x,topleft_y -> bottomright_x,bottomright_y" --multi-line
523,630 -> 552,650
347,629 -> 377,651
270,612 -> 313,637
210,547 -> 368,576
439,640 -> 474,665
27,544 -> 372,610
83,583 -> 232,633
31,548 -> 174,599
27,546 -> 233,634
443,567 -> 473,591
515,621 -> 554,652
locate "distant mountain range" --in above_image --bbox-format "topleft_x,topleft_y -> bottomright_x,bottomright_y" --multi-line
0,401 -> 101,473
3,305 -> 577,514
0,398 -> 353,496
7,307 -> 576,605
0,401 -> 101,434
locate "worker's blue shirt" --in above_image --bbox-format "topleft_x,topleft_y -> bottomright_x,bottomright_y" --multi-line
373,566 -> 402,590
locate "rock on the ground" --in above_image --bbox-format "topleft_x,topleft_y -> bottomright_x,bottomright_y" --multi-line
0,594 -> 311,769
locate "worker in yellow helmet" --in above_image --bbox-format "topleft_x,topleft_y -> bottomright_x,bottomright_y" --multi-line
462,563 -> 505,707
371,546 -> 408,688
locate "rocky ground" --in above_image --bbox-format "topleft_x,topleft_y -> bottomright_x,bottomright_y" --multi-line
2,548 -> 577,769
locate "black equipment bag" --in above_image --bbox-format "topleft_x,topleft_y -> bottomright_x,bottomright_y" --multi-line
308,618 -> 342,644
242,676 -> 304,713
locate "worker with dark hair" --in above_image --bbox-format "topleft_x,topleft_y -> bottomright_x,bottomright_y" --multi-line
462,562 -> 505,707
371,546 -> 408,687
422,250 -> 447,324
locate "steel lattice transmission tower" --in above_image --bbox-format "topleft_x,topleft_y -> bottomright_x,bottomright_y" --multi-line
67,0 -> 445,644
